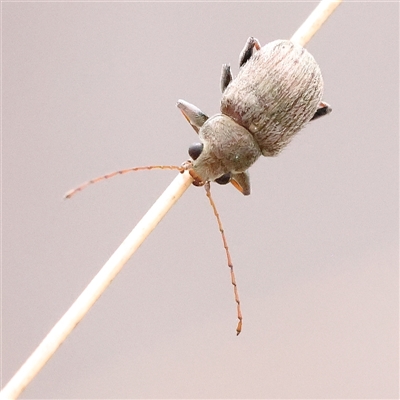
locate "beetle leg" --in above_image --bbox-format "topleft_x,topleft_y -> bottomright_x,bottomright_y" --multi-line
230,171 -> 251,196
311,101 -> 332,121
220,64 -> 233,93
177,99 -> 209,134
239,37 -> 261,67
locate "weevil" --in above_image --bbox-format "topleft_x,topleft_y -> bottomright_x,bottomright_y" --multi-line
65,37 -> 331,335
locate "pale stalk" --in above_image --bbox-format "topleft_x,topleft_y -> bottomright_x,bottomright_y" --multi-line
0,172 -> 193,400
0,1 -> 342,398
290,0 -> 342,46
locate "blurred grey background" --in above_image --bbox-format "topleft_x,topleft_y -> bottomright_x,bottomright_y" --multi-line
2,2 -> 398,399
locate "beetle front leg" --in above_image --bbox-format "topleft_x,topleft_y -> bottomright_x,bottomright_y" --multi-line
177,99 -> 209,134
230,171 -> 251,196
239,37 -> 261,67
221,64 -> 233,93
311,101 -> 332,121
213,171 -> 250,195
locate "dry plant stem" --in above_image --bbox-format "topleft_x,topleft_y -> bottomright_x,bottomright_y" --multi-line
205,183 -> 242,335
0,172 -> 193,400
290,0 -> 342,46
0,1 -> 342,398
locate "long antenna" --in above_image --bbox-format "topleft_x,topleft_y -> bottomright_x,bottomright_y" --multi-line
0,1 -> 342,398
64,165 -> 184,199
204,183 -> 243,335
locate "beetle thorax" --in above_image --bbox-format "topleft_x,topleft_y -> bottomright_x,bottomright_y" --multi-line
192,114 -> 261,182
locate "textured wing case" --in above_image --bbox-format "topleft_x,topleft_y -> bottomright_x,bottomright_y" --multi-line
221,40 -> 323,156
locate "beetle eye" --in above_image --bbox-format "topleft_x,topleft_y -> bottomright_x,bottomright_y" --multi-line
215,172 -> 231,185
188,142 -> 204,160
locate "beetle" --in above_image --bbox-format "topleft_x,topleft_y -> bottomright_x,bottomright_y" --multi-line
178,37 -> 331,195
66,37 -> 331,198
65,37 -> 331,335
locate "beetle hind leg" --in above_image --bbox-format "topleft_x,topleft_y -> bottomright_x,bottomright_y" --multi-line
239,37 -> 261,67
221,37 -> 261,92
311,101 -> 332,121
220,64 -> 233,93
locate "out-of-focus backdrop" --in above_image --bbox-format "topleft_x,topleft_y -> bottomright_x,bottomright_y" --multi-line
3,2 -> 398,398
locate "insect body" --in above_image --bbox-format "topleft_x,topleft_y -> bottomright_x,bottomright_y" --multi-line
65,37 -> 331,335
178,37 -> 331,195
